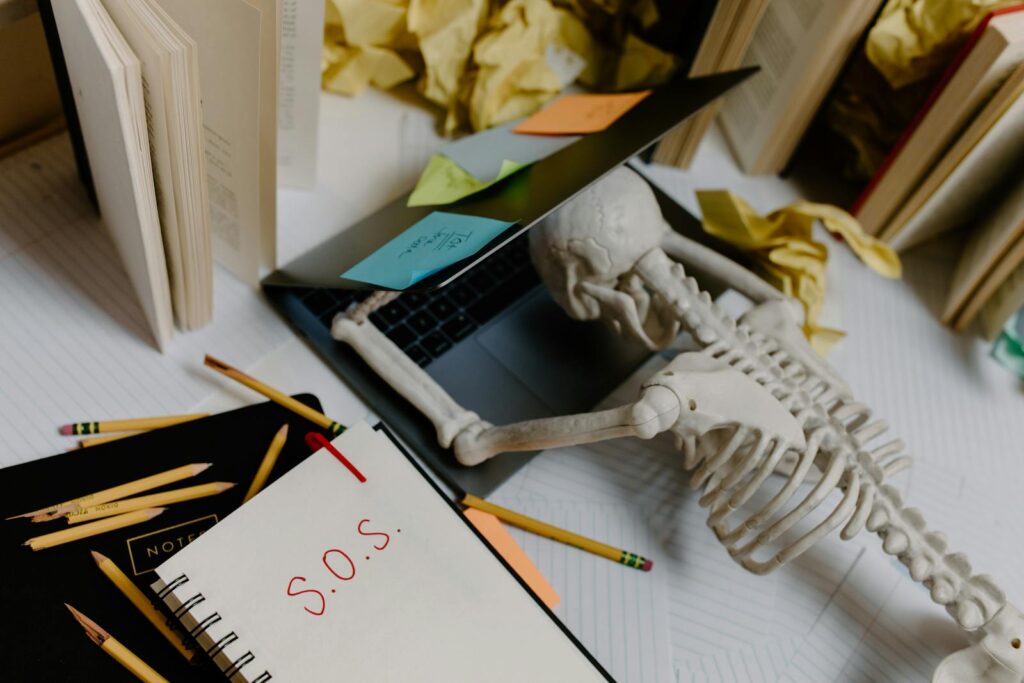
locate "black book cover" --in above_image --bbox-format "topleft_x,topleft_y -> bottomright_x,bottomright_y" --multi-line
0,396 -> 333,681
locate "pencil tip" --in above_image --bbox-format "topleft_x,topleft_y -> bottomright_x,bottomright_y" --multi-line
90,550 -> 106,563
59,424 -> 73,436
194,463 -> 213,474
148,508 -> 167,518
221,482 -> 237,490
278,423 -> 289,436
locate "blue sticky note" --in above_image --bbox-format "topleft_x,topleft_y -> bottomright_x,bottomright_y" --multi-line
342,211 -> 517,290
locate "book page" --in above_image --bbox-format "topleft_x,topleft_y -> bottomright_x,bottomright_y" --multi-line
99,0 -> 185,324
277,0 -> 323,189
980,255 -> 1024,339
245,0 -> 278,274
151,0 -> 264,284
718,0 -> 843,172
50,0 -> 173,348
154,423 -> 608,682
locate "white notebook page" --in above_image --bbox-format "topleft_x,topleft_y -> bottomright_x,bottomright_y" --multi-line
153,422 -> 608,682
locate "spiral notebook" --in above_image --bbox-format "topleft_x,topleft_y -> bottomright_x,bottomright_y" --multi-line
151,421 -> 610,682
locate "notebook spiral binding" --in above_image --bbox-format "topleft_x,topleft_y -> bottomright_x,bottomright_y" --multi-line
154,573 -> 272,683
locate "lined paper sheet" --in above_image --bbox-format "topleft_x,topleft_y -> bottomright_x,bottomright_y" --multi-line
485,497 -> 674,683
0,134 -> 292,465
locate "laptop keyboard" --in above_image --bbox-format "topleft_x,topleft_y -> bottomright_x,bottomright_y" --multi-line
297,235 -> 539,368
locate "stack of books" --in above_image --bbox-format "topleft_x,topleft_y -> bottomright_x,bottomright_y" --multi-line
38,0 -> 279,349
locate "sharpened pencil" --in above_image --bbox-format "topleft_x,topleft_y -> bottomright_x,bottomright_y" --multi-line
25,508 -> 165,550
59,413 -> 207,435
243,424 -> 288,502
204,355 -> 345,434
67,482 -> 235,524
9,463 -> 211,521
461,494 -> 653,571
91,551 -> 194,661
66,604 -> 170,682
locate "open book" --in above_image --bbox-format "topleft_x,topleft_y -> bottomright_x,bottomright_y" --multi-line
42,0 -> 279,348
152,422 -> 611,682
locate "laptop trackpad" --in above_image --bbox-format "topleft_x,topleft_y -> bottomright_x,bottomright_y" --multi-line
477,289 -> 651,414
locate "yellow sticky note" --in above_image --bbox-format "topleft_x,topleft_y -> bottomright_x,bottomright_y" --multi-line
407,154 -> 526,207
513,91 -> 651,135
464,508 -> 561,609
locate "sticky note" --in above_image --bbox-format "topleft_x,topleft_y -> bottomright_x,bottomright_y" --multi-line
464,508 -> 560,609
407,154 -> 527,207
442,118 -> 581,182
342,211 -> 517,289
513,90 -> 652,135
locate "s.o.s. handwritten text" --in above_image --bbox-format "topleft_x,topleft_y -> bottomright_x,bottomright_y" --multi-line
285,518 -> 400,617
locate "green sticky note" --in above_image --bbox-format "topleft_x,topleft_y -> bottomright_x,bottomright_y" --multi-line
342,211 -> 517,290
407,154 -> 527,207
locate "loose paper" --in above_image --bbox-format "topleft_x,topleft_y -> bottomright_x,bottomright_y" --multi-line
697,191 -> 901,355
342,211 -> 516,289
464,508 -> 560,609
513,90 -> 651,135
407,154 -> 526,207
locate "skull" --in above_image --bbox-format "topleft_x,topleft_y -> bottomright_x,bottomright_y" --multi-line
529,166 -> 679,349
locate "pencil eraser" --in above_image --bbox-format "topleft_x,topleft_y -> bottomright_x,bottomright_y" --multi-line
58,424 -> 73,436
642,559 -> 653,572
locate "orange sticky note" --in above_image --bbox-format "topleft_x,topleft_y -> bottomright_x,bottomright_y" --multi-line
513,91 -> 652,135
464,508 -> 560,609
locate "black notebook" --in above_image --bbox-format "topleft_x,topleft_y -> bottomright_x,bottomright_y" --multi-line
0,396 -> 332,681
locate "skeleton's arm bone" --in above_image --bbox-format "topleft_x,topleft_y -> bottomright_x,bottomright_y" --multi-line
332,316 -> 483,448
659,228 -> 784,305
331,314 -> 681,466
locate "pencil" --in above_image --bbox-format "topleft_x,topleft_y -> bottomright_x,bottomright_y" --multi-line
59,413 -> 207,435
65,604 -> 170,683
78,431 -> 145,448
67,482 -> 235,524
243,424 -> 288,502
204,355 -> 345,435
91,551 -> 195,661
24,508 -> 165,551
9,463 -> 211,520
461,494 -> 652,571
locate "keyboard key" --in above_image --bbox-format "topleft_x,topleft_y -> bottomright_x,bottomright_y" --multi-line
442,314 -> 477,342
378,299 -> 408,325
369,311 -> 390,330
467,269 -> 496,294
408,310 -> 437,335
490,258 -> 512,279
405,344 -> 430,367
448,283 -> 477,307
428,299 -> 456,321
303,290 -> 336,316
404,291 -> 429,309
386,324 -> 415,349
421,331 -> 452,357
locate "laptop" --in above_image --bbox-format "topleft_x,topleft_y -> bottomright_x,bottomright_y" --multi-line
263,69 -> 754,497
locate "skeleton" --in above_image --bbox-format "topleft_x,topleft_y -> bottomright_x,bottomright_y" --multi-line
332,167 -> 1023,682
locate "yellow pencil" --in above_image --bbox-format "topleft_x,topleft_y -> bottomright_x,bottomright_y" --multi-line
242,424 -> 288,502
461,494 -> 653,571
9,463 -> 211,520
67,482 -> 235,524
204,355 -> 345,435
78,431 -> 145,448
60,413 -> 207,436
91,551 -> 195,661
24,508 -> 165,551
66,604 -> 170,683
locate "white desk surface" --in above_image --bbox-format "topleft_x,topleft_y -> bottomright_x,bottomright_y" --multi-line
1,91 -> 1022,682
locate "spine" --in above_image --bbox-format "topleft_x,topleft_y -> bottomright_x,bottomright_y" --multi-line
152,573 -> 272,682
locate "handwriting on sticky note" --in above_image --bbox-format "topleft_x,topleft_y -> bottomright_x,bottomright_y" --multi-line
285,518 -> 400,617
342,211 -> 517,290
513,91 -> 651,135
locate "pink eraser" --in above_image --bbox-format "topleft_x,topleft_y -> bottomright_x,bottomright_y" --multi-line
642,559 -> 653,572
58,424 -> 73,436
